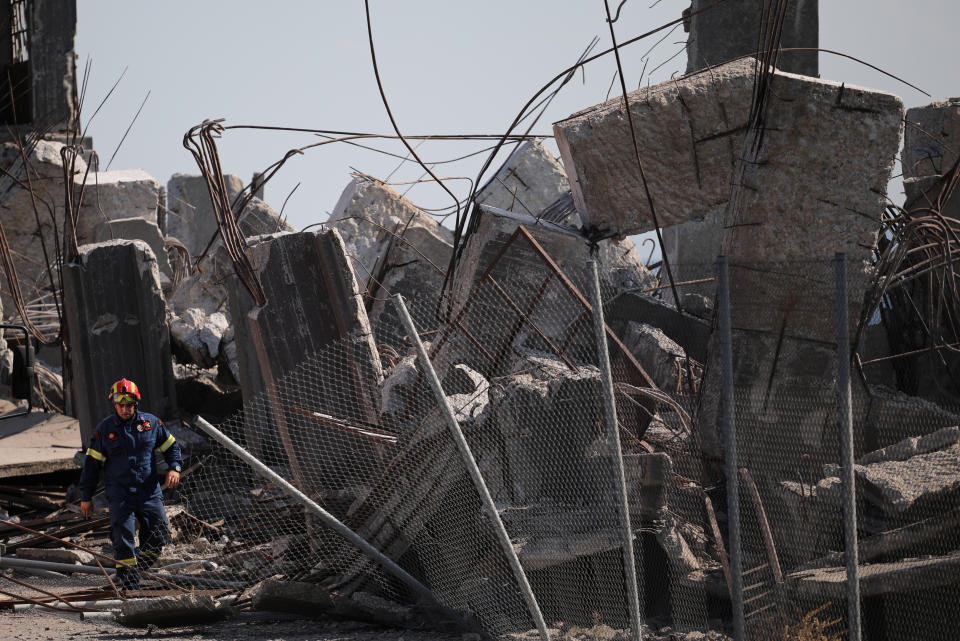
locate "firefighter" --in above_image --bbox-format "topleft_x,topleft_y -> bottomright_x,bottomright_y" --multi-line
78,379 -> 182,590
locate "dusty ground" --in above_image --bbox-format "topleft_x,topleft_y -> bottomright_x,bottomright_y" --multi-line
0,571 -> 467,641
0,609 -> 467,641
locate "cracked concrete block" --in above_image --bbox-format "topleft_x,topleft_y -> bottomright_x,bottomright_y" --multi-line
555,58 -> 902,343
619,322 -> 686,392
857,442 -> 960,518
75,169 -> 160,244
62,240 -> 177,445
487,357 -> 605,505
475,139 -> 571,218
169,307 -> 228,368
225,230 -> 383,491
94,216 -> 172,278
166,173 -> 243,259
327,177 -> 452,343
902,98 -> 960,183
0,140 -> 86,313
604,292 -> 711,364
117,593 -> 229,627
684,0 -> 818,76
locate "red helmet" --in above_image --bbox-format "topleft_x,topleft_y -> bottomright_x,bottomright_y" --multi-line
108,378 -> 141,404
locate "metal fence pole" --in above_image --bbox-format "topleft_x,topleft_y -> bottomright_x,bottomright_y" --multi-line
588,259 -> 644,641
835,253 -> 863,641
393,294 -> 551,641
717,256 -> 745,641
190,415 -> 437,605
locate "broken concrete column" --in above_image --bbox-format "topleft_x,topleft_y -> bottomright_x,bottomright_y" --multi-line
225,230 -> 383,491
94,216 -> 172,279
684,0 -> 818,76
62,240 -> 178,445
327,176 -> 453,344
165,173 -> 244,259
74,169 -> 160,245
0,140 -> 86,313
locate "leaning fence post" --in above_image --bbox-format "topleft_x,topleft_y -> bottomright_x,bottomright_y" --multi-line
588,258 -> 644,641
190,415 -> 437,606
717,255 -> 745,641
835,253 -> 862,641
393,294 -> 551,641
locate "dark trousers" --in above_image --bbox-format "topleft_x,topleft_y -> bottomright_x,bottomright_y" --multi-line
108,491 -> 169,584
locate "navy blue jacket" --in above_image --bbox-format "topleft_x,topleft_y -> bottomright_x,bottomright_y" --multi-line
78,410 -> 182,502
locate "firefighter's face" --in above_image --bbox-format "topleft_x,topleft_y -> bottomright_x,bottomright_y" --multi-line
114,402 -> 135,420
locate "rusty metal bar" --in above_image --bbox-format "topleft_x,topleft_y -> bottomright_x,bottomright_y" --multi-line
486,275 -> 578,372
739,468 -> 783,584
704,494 -> 732,599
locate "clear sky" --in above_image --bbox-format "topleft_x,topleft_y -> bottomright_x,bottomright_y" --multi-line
75,1 -> 958,232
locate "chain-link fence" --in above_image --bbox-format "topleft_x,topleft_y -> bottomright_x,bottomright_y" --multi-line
152,242 -> 959,641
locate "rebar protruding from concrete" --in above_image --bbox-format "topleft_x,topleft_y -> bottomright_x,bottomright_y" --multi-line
588,258 -> 643,641
393,294 -> 551,641
190,415 -> 436,606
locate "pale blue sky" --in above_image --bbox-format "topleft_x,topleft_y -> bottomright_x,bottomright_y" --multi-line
75,1 -> 958,231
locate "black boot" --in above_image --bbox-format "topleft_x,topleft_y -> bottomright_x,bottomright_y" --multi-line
115,566 -> 140,591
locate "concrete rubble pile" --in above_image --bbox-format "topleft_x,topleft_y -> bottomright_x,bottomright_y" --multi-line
1,4 -> 959,640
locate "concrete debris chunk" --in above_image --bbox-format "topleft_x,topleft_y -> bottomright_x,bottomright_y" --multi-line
226,230 -> 383,493
0,140 -> 86,312
74,169 -> 160,244
166,173 -> 244,258
858,425 -> 960,466
555,57 -> 901,241
455,140 -> 655,313
619,322 -> 687,393
62,240 -> 178,444
169,307 -> 229,368
684,0 -> 818,77
902,98 -> 960,187
249,578 -> 335,614
16,547 -> 94,565
94,216 -> 172,279
117,593 -> 229,627
475,139 -> 571,219
327,176 -> 452,344
857,441 -> 960,518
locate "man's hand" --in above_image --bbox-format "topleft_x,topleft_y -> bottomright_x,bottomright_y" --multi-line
164,470 -> 180,489
80,501 -> 93,519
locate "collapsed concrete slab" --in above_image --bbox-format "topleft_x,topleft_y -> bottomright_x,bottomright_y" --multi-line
555,60 -> 902,331
856,438 -> 960,520
74,169 -> 160,244
165,173 -> 244,259
327,176 -> 452,342
0,140 -> 86,313
94,216 -> 172,279
62,240 -> 177,445
684,0 -> 818,77
554,59 -> 901,334
225,230 -> 383,489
